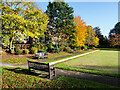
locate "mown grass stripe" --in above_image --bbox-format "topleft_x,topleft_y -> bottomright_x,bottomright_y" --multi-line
44,50 -> 99,64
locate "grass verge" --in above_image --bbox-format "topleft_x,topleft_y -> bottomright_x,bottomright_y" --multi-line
2,57 -> 30,63
2,67 -> 119,88
2,57 -> 38,63
2,52 -> 72,64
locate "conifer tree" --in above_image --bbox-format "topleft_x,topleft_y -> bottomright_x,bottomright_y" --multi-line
46,0 -> 76,52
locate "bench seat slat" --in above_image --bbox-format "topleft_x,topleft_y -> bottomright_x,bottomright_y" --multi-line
30,67 -> 49,72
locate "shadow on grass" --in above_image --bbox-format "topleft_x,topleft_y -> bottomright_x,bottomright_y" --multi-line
27,54 -> 76,63
27,56 -> 38,59
4,67 -> 49,78
99,48 -> 120,51
77,65 -> 119,74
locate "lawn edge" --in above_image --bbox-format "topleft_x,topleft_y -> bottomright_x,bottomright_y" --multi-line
55,66 -> 120,78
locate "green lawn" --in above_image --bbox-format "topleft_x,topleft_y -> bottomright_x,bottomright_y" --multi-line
48,52 -> 72,58
2,57 -> 30,63
44,49 -> 95,63
2,67 -> 118,88
55,49 -> 119,77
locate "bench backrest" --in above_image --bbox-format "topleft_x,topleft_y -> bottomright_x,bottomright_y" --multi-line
28,60 -> 50,72
39,52 -> 45,57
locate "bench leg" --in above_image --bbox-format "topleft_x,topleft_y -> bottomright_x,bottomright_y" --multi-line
38,56 -> 41,59
53,69 -> 56,76
28,67 -> 31,73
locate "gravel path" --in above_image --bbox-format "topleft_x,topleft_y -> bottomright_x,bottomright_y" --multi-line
1,62 -> 28,68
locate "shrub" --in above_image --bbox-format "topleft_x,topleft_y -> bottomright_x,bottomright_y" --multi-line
40,44 -> 44,49
76,47 -> 81,50
31,47 -> 38,54
92,47 -> 95,50
11,50 -> 15,54
74,48 -> 77,51
24,49 -> 29,54
55,48 -> 60,53
39,49 -> 46,53
44,46 -> 48,51
88,47 -> 93,49
15,50 -> 20,55
84,46 -> 88,50
19,49 -> 24,54
65,47 -> 71,53
15,45 -> 21,51
48,44 -> 54,49
60,45 -> 65,51
75,50 -> 83,53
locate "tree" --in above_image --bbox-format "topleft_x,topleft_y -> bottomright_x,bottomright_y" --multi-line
46,0 -> 76,52
109,22 -> 120,46
109,22 -> 120,35
94,26 -> 107,46
2,2 -> 26,51
94,27 -> 101,37
2,2 -> 49,51
93,37 -> 99,47
73,16 -> 88,47
86,26 -> 99,47
22,2 -> 49,45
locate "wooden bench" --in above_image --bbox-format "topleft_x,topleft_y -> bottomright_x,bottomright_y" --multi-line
27,60 -> 55,79
35,52 -> 48,59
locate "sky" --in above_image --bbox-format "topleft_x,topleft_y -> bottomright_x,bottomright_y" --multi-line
35,1 -> 118,37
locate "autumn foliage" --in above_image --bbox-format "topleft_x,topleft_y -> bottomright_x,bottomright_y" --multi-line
109,34 -> 120,46
73,16 -> 88,47
86,26 -> 99,47
109,22 -> 120,46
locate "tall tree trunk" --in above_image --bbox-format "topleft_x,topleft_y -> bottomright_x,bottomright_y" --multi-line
29,36 -> 34,45
56,42 -> 59,54
9,37 -> 13,51
88,43 -> 89,47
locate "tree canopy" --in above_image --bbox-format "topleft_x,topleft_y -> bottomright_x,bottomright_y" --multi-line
86,26 -> 99,47
94,26 -> 107,46
2,2 -> 49,50
73,16 -> 87,47
109,22 -> 120,46
46,0 -> 76,49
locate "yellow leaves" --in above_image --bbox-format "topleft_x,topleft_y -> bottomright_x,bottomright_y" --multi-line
74,16 -> 88,47
35,36 -> 38,39
93,37 -> 99,46
86,26 -> 99,46
2,2 -> 49,43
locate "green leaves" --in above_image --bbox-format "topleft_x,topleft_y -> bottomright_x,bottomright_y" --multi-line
46,1 -> 76,48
